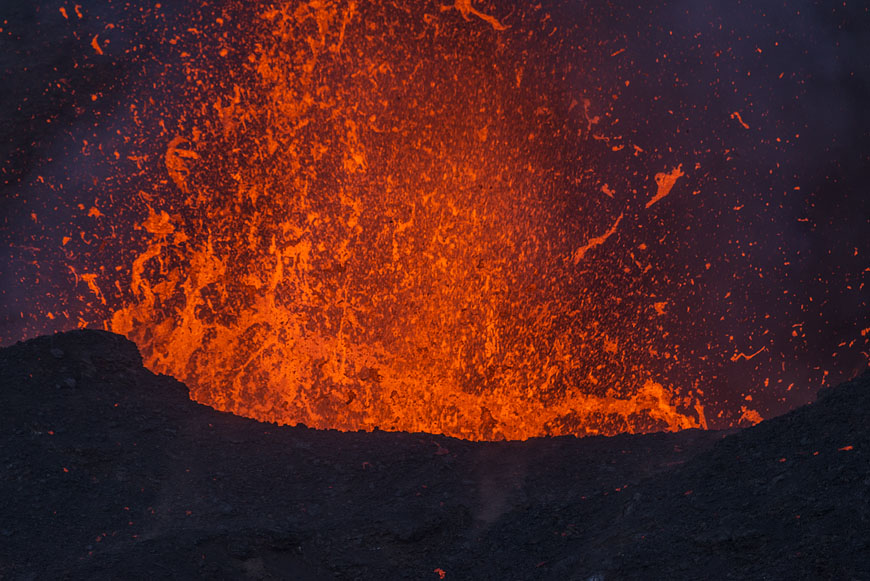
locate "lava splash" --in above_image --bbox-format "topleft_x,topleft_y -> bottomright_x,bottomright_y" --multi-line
107,1 -> 706,439
4,0 -> 867,440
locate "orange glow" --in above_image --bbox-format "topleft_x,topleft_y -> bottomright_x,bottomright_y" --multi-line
730,111 -> 751,130
646,165 -> 685,209
99,0 -> 711,441
572,213 -> 624,265
737,406 -> 764,426
731,347 -> 767,362
91,35 -> 104,56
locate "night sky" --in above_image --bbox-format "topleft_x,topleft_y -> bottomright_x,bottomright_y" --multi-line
1,0 -> 868,437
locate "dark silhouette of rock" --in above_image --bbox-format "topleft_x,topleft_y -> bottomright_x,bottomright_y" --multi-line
1,330 -> 867,579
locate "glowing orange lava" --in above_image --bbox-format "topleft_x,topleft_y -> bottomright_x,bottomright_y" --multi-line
104,0 -> 708,440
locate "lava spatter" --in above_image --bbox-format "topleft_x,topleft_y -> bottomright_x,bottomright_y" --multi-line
109,0 -> 705,440
6,1 -> 864,440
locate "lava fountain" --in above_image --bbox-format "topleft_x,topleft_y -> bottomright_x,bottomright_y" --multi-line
107,0 -> 706,439
3,0 -> 867,440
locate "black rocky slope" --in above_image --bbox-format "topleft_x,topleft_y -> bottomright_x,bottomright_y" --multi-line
0,330 -> 867,580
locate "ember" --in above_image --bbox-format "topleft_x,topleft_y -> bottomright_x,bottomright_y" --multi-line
1,1 -> 867,440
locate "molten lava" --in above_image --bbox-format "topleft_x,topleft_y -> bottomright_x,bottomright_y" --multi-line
5,1 -> 866,440
102,1 -> 707,439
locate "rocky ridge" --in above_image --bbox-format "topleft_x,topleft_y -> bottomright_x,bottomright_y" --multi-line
0,330 -> 867,579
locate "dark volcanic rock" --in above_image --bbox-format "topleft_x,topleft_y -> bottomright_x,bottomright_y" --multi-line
0,330 -> 867,580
